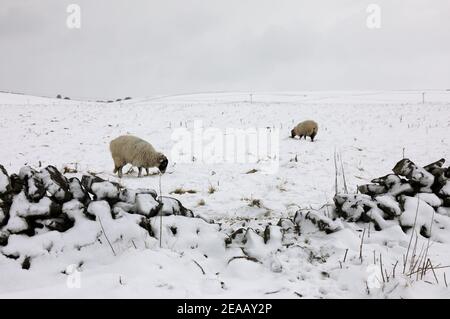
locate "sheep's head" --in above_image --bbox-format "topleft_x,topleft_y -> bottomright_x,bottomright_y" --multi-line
290,129 -> 296,138
158,154 -> 168,173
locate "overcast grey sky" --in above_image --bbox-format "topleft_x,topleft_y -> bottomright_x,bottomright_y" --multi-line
0,0 -> 449,99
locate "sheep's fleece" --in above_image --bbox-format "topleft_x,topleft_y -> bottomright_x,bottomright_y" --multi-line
291,120 -> 318,141
110,135 -> 168,177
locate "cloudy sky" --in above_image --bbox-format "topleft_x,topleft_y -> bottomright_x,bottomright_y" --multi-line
0,0 -> 449,99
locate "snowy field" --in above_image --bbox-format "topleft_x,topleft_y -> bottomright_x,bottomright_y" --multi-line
0,90 -> 450,298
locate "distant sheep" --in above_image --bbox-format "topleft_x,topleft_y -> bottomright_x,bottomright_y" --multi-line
291,120 -> 318,142
110,135 -> 168,178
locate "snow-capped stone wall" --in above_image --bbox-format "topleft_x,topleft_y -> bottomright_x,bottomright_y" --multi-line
334,158 -> 450,240
0,164 -> 194,265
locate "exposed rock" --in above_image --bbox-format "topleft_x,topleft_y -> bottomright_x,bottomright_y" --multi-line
424,158 -> 445,171
358,184 -> 387,196
439,181 -> 450,197
398,195 -> 435,237
371,174 -> 415,197
22,256 -> 31,270
334,193 -> 376,221
68,177 -> 90,205
81,175 -> 120,204
119,188 -> 157,203
138,217 -> 154,237
376,194 -> 402,218
158,196 -> 194,217
39,166 -> 72,203
225,228 -> 247,246
0,164 -> 11,195
0,197 -> 10,226
23,175 -> 46,202
392,158 -> 434,192
0,230 -> 9,246
294,210 -> 342,234
416,193 -> 443,208
9,174 -> 23,194
135,193 -> 161,217
44,213 -> 75,232
9,174 -> 25,195
443,197 -> 450,207
18,166 -> 37,180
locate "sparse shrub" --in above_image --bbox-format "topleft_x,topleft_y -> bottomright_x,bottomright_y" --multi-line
197,199 -> 206,206
242,197 -> 262,208
208,184 -> 217,194
170,188 -> 197,195
249,198 -> 262,208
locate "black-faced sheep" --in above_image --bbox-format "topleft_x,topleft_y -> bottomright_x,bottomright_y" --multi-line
109,135 -> 168,178
291,120 -> 318,142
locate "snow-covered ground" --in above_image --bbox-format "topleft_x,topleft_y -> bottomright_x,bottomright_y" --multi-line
0,90 -> 449,298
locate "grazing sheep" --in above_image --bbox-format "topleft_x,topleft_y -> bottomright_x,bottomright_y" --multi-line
291,120 -> 318,142
110,135 -> 168,178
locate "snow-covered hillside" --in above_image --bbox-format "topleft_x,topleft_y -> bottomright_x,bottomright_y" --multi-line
0,91 -> 449,298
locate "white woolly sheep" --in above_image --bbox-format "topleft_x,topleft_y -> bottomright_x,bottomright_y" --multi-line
291,120 -> 318,142
110,135 -> 168,178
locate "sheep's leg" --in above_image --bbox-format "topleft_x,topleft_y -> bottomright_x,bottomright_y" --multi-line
146,168 -> 150,176
310,132 -> 316,142
138,167 -> 143,177
113,157 -> 124,175
299,135 -> 303,140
